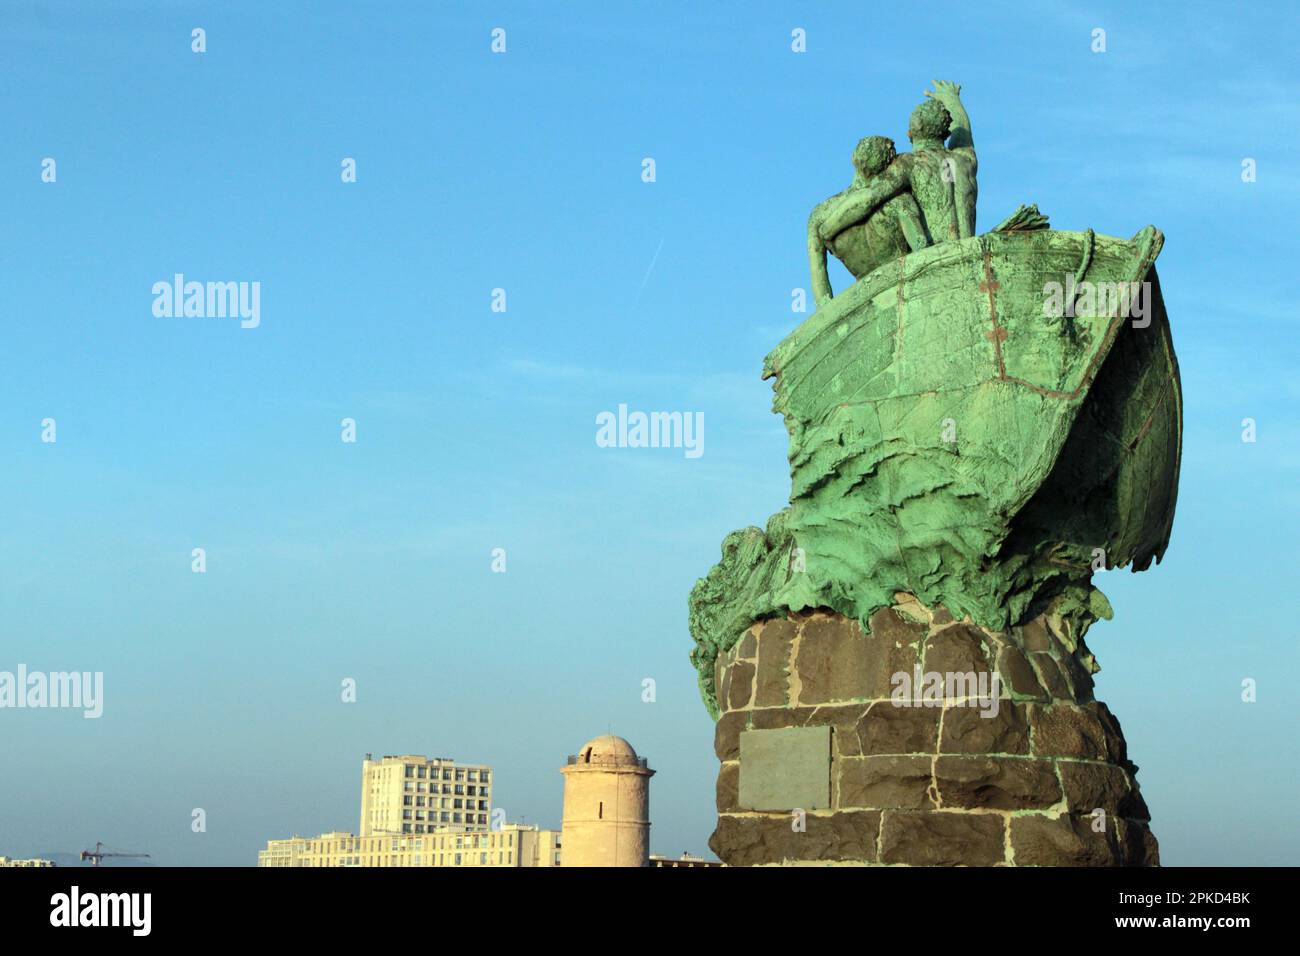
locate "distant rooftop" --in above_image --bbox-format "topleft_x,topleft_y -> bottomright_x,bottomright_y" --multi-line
365,754 -> 488,766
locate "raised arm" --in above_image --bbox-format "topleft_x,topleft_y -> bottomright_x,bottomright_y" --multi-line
817,162 -> 910,241
926,79 -> 974,153
807,207 -> 835,306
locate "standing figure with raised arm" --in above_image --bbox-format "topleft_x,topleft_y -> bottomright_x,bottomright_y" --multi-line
818,80 -> 978,253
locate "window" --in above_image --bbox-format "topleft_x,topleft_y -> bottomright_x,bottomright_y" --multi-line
598,801 -> 603,819
405,767 -> 414,778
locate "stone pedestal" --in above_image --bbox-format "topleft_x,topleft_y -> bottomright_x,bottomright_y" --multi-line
710,598 -> 1158,866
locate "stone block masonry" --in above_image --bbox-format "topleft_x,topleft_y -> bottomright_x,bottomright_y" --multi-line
710,597 -> 1158,866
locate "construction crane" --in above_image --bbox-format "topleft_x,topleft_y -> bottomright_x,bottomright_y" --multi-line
80,842 -> 150,867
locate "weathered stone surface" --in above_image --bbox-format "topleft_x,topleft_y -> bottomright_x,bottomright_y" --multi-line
727,660 -> 755,711
749,706 -> 808,730
716,762 -> 739,813
939,703 -> 1029,755
711,602 -> 1156,866
837,755 -> 935,810
858,701 -> 940,755
754,618 -> 796,706
739,726 -> 831,811
1117,818 -> 1161,866
1019,618 -> 1052,652
1030,652 -> 1072,699
879,810 -> 1005,866
998,646 -> 1046,700
1091,702 -> 1129,764
795,613 -> 920,704
1010,813 -> 1120,866
796,616 -> 871,703
1030,704 -> 1115,759
924,624 -> 992,675
716,657 -> 731,711
736,628 -> 758,660
891,593 -> 931,625
1058,761 -> 1148,820
710,810 -> 882,865
867,605 -> 928,648
715,711 -> 747,761
801,703 -> 868,729
933,756 -> 1061,810
835,725 -> 862,757
1058,652 -> 1096,702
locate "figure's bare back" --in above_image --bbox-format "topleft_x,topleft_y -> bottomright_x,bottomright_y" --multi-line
908,149 -> 976,242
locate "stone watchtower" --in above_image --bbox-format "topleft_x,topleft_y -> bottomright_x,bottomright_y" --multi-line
559,735 -> 654,867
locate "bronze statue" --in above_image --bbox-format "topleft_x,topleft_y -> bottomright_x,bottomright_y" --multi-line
811,81 -> 979,303
806,136 -> 929,307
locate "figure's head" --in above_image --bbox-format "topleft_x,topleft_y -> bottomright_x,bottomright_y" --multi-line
908,99 -> 952,144
852,136 -> 897,177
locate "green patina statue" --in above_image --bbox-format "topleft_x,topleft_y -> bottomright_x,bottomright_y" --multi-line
807,135 -> 930,307
690,82 -> 1182,720
807,81 -> 978,308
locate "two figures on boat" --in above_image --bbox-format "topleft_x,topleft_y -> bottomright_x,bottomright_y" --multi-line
807,80 -> 978,306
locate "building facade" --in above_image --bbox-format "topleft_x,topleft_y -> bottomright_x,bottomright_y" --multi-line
358,754 -> 492,835
258,825 -> 560,868
0,856 -> 55,867
650,853 -> 723,868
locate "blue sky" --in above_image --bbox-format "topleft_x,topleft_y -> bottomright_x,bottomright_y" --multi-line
1,0 -> 1297,866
